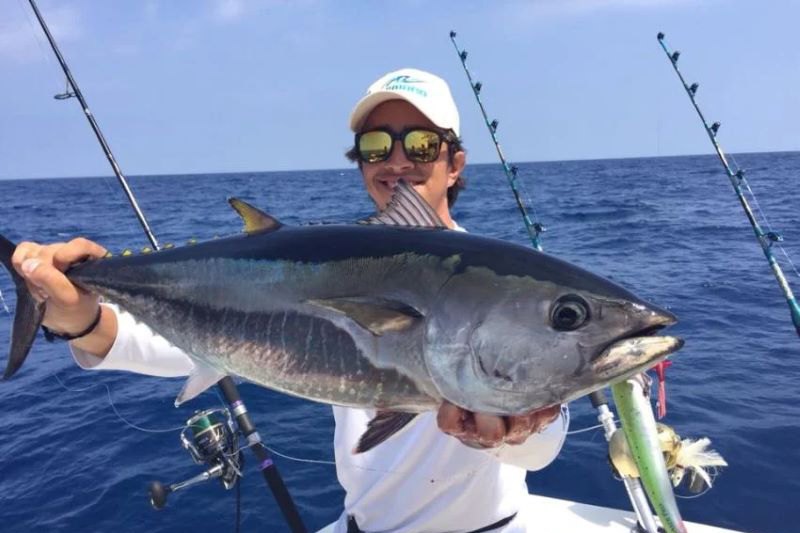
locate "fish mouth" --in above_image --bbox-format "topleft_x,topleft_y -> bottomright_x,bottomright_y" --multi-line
598,335 -> 683,365
602,306 -> 678,353
592,310 -> 683,377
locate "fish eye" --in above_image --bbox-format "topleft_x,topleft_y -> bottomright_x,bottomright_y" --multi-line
551,295 -> 590,331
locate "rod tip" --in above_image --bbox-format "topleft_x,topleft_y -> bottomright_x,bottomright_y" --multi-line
657,31 -> 665,40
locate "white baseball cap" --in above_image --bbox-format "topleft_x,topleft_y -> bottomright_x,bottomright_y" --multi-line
349,68 -> 460,136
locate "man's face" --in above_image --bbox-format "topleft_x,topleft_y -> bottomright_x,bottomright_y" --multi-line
359,100 -> 465,222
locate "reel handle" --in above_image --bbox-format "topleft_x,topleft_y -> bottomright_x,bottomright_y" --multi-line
148,463 -> 225,510
149,481 -> 171,510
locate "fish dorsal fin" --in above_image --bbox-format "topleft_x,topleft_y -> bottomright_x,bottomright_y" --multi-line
359,181 -> 446,228
307,296 -> 423,336
354,411 -> 418,453
228,198 -> 283,234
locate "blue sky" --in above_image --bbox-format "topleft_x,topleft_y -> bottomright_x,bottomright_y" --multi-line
1,0 -> 798,179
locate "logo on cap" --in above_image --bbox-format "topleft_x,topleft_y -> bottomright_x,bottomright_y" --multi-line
381,75 -> 428,97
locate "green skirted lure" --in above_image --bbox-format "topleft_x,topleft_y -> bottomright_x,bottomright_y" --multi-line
613,380 -> 687,533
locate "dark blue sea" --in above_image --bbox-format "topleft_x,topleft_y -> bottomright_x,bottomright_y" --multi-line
1,152 -> 798,533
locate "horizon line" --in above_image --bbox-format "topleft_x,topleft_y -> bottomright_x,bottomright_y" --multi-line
1,149 -> 798,182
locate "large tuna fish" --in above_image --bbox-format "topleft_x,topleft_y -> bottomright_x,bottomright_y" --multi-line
0,182 -> 682,451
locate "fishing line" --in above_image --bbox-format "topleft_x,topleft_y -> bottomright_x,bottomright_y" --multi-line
566,423 -> 605,436
779,247 -> 800,280
51,371 -> 185,433
260,445 -> 336,467
735,178 -> 800,280
15,0 -> 63,88
0,289 -> 10,314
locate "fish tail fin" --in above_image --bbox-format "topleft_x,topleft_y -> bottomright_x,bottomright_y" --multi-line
0,234 -> 45,379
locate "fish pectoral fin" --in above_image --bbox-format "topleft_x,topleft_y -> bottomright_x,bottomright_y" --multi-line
354,411 -> 418,454
175,364 -> 226,407
307,297 -> 423,336
228,198 -> 283,234
358,180 -> 447,228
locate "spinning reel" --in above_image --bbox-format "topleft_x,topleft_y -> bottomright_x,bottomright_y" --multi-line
149,408 -> 243,509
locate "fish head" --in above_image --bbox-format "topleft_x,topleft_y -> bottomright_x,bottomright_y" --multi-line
425,252 -> 682,415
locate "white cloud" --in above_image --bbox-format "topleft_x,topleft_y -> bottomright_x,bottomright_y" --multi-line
0,4 -> 82,63
213,0 -> 247,22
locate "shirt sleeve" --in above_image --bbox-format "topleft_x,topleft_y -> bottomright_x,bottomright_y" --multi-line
486,404 -> 570,471
70,303 -> 195,377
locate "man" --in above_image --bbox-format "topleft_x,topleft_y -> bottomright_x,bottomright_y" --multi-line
12,68 -> 568,532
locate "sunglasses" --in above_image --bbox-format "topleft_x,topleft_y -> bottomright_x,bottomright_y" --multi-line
355,127 -> 456,164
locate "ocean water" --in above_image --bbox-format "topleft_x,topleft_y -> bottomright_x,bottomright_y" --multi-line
0,152 -> 798,533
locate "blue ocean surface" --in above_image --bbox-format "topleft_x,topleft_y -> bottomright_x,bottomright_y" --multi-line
0,152 -> 798,533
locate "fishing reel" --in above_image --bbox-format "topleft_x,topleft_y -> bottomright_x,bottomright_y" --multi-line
149,408 -> 243,509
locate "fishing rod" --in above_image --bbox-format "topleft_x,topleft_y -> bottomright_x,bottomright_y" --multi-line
657,31 -> 800,339
448,30 -> 662,533
448,31 -> 545,251
26,1 -> 306,531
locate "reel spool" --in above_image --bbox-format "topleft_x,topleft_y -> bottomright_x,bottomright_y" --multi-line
149,408 -> 243,509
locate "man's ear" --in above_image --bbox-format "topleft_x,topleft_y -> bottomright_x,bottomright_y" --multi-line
448,151 -> 466,187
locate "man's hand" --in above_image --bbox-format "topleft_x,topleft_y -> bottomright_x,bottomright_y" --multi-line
437,401 -> 561,448
11,237 -> 107,336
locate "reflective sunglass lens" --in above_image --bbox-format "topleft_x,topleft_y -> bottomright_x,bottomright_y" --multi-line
358,131 -> 392,163
404,130 -> 440,163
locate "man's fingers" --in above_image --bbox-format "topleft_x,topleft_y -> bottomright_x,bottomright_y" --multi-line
505,405 -> 561,445
12,241 -> 54,277
23,259 -> 82,305
472,413 -> 506,447
437,401 -> 467,436
505,414 -> 535,445
439,403 -> 562,449
10,239 -> 105,305
52,238 -> 107,271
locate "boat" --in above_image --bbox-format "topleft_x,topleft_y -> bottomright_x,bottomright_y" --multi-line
315,493 -> 743,532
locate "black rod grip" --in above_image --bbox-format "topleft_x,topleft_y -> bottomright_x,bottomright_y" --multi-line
217,377 -> 307,533
589,389 -> 608,408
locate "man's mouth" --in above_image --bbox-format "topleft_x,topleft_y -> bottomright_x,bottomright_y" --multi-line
378,177 -> 423,191
378,178 -> 400,190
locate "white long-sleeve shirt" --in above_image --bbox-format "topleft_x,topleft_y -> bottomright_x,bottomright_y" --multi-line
73,305 -> 568,533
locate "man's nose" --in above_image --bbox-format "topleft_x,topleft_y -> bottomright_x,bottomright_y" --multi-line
383,140 -> 414,172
